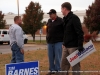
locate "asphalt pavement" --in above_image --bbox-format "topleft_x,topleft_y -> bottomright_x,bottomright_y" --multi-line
0,44 -> 47,54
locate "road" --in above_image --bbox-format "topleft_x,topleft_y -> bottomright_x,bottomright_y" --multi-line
0,44 -> 47,54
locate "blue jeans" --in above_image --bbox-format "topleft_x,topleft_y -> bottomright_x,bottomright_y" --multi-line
47,42 -> 62,71
11,43 -> 24,63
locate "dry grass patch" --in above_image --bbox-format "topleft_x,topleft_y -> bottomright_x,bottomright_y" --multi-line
0,42 -> 100,75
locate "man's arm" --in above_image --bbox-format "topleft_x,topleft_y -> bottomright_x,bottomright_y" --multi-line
73,16 -> 84,52
46,19 -> 49,34
15,27 -> 24,50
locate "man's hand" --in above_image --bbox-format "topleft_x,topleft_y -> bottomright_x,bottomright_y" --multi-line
62,45 -> 65,49
78,47 -> 84,53
21,49 -> 24,54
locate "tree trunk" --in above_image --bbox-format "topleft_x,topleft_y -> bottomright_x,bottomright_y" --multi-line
32,33 -> 35,42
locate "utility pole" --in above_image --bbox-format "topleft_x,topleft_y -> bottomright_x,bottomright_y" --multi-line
17,0 -> 19,16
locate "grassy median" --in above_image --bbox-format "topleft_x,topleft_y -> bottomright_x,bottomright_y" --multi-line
28,40 -> 47,44
0,42 -> 100,75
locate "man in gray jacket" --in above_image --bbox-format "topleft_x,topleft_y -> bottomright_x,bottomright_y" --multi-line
9,16 -> 24,63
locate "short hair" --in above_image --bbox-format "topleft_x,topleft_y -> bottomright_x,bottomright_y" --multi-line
14,16 -> 21,22
61,2 -> 72,11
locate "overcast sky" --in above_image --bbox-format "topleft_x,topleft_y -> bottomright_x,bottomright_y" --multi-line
0,0 -> 94,14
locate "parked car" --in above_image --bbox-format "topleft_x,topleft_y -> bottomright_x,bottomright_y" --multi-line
95,34 -> 100,41
0,29 -> 28,45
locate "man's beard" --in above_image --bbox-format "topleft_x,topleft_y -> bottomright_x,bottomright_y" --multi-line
18,23 -> 22,26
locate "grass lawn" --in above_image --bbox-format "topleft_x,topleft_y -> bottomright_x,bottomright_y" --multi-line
0,42 -> 100,75
28,40 -> 47,45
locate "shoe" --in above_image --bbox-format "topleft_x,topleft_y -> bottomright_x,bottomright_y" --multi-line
55,72 -> 61,75
46,72 -> 55,75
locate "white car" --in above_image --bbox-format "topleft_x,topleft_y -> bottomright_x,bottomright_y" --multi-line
0,29 -> 28,45
95,34 -> 100,41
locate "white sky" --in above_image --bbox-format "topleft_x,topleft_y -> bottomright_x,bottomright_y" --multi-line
0,0 -> 94,14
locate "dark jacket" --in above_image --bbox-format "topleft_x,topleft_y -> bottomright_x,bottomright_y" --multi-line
63,11 -> 84,48
46,17 -> 64,43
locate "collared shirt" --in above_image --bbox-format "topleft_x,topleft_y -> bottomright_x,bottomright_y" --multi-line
52,20 -> 54,22
9,24 -> 24,49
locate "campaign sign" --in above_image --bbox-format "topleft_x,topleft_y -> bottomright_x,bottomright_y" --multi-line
67,40 -> 96,67
5,61 -> 39,75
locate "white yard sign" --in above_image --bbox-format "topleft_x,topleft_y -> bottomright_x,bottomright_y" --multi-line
67,40 -> 96,67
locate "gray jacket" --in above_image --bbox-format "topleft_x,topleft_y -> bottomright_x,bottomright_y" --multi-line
9,24 -> 24,49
